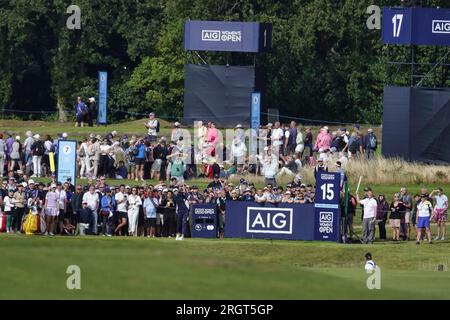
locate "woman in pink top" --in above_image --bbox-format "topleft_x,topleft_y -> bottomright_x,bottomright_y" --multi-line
206,122 -> 218,157
314,127 -> 332,151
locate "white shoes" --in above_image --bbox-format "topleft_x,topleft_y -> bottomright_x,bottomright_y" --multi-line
441,237 -> 445,241
49,232 -> 55,236
434,236 -> 440,240
44,232 -> 49,236
176,235 -> 184,241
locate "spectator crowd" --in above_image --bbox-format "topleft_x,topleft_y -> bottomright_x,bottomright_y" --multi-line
0,111 -> 446,243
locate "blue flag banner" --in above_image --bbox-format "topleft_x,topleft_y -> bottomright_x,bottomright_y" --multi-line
184,21 -> 272,53
57,140 -> 77,186
191,204 -> 217,238
225,202 -> 316,240
383,7 -> 450,46
98,71 -> 108,124
314,172 -> 341,241
250,92 -> 261,155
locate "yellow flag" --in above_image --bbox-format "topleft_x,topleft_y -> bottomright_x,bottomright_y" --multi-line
49,152 -> 55,172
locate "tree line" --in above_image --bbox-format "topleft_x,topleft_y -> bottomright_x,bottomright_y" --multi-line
1,0 -> 449,124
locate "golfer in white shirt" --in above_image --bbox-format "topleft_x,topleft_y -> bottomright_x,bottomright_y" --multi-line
357,188 -> 377,244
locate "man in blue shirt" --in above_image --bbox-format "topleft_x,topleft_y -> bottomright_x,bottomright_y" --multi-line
75,96 -> 88,127
135,139 -> 146,182
100,188 -> 116,236
143,191 -> 159,237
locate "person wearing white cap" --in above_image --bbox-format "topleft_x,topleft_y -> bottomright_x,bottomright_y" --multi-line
23,131 -> 35,174
171,122 -> 183,142
83,185 -> 99,234
234,124 -> 245,144
30,134 -> 44,177
314,126 -> 332,153
9,136 -> 23,172
87,97 -> 97,127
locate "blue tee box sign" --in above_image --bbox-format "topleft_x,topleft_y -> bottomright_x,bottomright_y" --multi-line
383,7 -> 450,46
191,204 -> 217,238
314,172 -> 340,241
57,140 -> 77,186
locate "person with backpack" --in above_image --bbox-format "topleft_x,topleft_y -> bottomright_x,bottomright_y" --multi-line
30,134 -> 44,178
144,112 -> 159,142
364,128 -> 377,160
347,132 -> 360,159
170,153 -> 185,185
75,96 -> 88,127
125,140 -> 137,180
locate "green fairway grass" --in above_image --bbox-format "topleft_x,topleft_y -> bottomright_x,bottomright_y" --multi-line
0,235 -> 449,299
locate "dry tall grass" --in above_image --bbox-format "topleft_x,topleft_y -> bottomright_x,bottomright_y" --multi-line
303,156 -> 450,186
227,156 -> 450,187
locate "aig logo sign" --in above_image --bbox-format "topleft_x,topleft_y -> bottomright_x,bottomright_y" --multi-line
246,207 -> 293,234
202,30 -> 220,41
432,20 -> 450,34
202,30 -> 242,42
319,212 -> 333,235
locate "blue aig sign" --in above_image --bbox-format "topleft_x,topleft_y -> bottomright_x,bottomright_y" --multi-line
246,207 -> 293,235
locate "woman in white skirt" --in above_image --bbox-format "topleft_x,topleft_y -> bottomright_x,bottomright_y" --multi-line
44,184 -> 58,236
127,187 -> 142,236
